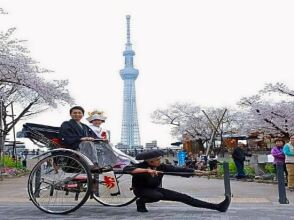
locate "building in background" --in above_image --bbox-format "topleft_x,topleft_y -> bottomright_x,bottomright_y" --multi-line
145,140 -> 158,150
115,142 -> 129,152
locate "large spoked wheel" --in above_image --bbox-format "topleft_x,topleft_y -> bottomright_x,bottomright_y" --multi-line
93,171 -> 137,207
28,152 -> 92,214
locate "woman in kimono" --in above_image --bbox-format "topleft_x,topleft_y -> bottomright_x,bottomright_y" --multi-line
87,111 -> 109,141
86,111 -> 117,168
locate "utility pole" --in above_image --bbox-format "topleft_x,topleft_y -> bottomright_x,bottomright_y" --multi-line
0,99 -> 4,157
11,102 -> 17,159
0,99 -> 4,179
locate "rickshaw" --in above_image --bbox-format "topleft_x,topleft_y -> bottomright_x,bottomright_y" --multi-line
21,123 -> 137,214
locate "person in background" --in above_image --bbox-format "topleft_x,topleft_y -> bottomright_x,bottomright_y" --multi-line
283,135 -> 294,190
271,138 -> 287,182
196,151 -> 207,170
200,151 -> 208,165
208,150 -> 218,171
185,152 -> 196,169
232,143 -> 247,179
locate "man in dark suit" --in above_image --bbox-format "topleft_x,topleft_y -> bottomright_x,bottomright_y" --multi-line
59,106 -> 97,149
59,106 -> 99,166
124,150 -> 231,213
232,143 -> 251,179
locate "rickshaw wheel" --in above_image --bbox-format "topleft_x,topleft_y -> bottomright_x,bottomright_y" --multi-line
27,152 -> 92,214
93,171 -> 137,207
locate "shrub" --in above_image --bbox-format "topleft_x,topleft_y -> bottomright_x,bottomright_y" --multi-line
217,160 -> 255,176
244,166 -> 255,176
265,163 -> 275,174
228,161 -> 237,175
0,156 -> 23,168
217,160 -> 237,176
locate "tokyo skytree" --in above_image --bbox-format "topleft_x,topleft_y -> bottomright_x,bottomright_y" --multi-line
119,15 -> 141,148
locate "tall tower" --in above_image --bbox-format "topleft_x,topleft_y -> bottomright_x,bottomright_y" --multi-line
120,15 -> 141,148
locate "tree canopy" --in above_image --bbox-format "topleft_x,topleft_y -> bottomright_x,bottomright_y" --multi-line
0,11 -> 74,152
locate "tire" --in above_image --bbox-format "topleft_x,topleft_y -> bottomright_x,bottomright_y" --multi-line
27,152 -> 92,214
93,171 -> 137,207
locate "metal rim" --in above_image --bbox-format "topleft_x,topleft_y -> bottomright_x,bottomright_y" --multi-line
27,153 -> 92,214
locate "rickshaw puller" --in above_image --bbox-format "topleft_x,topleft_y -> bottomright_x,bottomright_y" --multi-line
123,150 -> 231,213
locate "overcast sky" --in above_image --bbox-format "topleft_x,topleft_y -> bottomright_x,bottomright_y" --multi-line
1,0 -> 294,147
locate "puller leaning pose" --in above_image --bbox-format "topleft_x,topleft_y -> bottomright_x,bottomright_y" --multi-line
123,150 -> 231,213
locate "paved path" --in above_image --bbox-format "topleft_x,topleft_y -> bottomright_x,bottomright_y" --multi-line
1,175 -> 294,219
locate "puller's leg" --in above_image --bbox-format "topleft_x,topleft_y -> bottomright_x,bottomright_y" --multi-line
157,188 -> 231,212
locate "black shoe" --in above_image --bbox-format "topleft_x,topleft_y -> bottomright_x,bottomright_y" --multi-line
236,175 -> 246,179
136,199 -> 148,212
217,195 -> 231,212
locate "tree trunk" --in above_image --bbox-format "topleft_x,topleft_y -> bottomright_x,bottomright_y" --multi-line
5,99 -> 37,135
0,99 -> 37,157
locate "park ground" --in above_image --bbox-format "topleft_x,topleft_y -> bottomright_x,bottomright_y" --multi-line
1,175 -> 294,220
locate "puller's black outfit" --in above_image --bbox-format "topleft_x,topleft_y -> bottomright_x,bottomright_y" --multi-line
123,161 -> 230,212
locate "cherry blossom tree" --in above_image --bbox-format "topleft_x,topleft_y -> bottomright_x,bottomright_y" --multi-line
238,83 -> 294,139
151,103 -> 244,143
152,81 -> 294,147
0,8 -> 7,15
0,17 -> 74,154
261,82 -> 294,97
